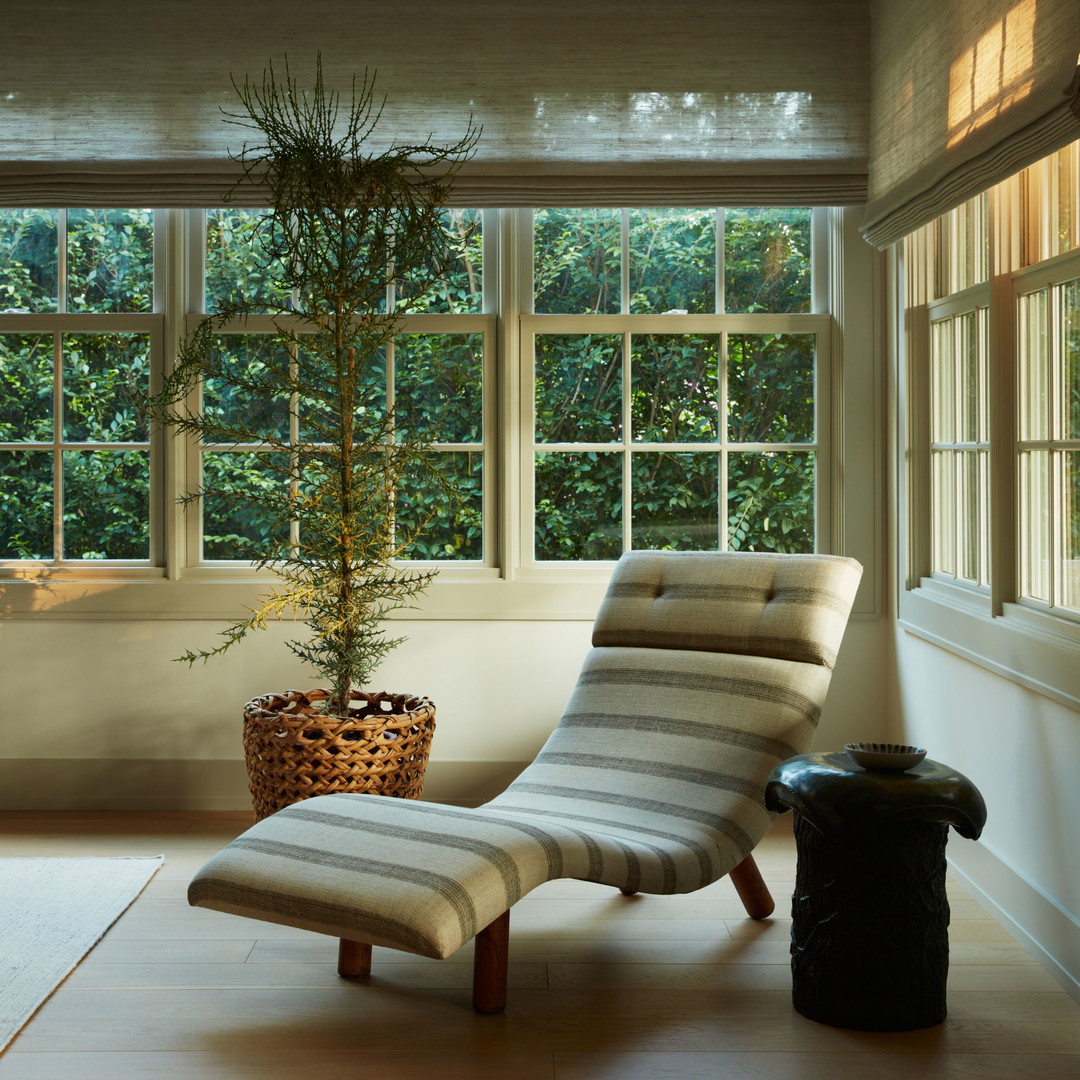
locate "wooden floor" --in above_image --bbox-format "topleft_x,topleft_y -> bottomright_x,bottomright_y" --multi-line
1,811 -> 1078,1080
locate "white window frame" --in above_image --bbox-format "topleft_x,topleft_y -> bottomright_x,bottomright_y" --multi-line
896,142 -> 1080,709
1,206 -> 880,621
0,208 -> 166,580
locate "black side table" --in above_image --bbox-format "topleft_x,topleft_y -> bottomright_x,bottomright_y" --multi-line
765,751 -> 987,1031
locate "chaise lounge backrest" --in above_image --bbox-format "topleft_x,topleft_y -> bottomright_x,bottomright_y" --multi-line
591,549 -> 858,668
485,550 -> 863,895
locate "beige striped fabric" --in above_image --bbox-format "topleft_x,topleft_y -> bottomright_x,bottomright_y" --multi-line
593,550 -> 860,668
189,551 -> 862,961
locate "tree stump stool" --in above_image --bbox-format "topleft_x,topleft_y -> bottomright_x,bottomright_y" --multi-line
765,751 -> 986,1031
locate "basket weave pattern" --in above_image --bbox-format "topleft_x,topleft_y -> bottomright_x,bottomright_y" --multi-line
243,689 -> 436,820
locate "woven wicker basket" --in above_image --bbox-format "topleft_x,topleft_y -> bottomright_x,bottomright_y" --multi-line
242,688 -> 436,820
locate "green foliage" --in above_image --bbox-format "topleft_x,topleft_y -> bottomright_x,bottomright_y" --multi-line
534,209 -> 620,314
629,208 -> 715,314
137,56 -> 478,712
0,210 -> 58,312
532,207 -> 815,560
65,210 -> 154,313
725,208 -> 811,313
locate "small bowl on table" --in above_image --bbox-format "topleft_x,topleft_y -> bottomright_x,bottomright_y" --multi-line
844,742 -> 927,772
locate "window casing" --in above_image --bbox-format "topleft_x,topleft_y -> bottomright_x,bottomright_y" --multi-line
522,208 -> 830,568
898,138 -> 1080,706
0,205 -> 872,618
0,209 -> 163,573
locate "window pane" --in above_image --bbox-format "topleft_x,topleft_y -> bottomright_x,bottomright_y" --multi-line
0,333 -> 52,440
203,336 -> 290,444
1064,451 -> 1080,610
632,452 -> 718,550
66,210 -> 153,313
957,311 -> 981,443
62,333 -> 150,442
1056,146 -> 1075,257
728,451 -> 814,552
724,208 -> 811,313
395,333 -> 483,442
931,319 -> 954,443
1064,280 -> 1080,440
205,209 -> 291,313
1018,290 -> 1049,441
63,449 -> 149,559
949,195 -> 989,292
534,209 -> 620,314
535,451 -> 622,559
1020,450 -> 1050,601
631,335 -> 717,442
0,209 -> 57,313
202,451 -> 288,560
535,335 -> 622,443
396,209 -> 482,313
397,451 -> 482,560
628,208 -> 715,314
931,451 -> 956,576
956,450 -> 986,583
0,450 -> 52,558
297,340 -> 386,445
728,334 -> 815,443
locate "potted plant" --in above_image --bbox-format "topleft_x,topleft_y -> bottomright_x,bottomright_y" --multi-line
140,57 -> 478,818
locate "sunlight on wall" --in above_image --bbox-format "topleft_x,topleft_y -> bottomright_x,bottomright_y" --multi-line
947,0 -> 1035,149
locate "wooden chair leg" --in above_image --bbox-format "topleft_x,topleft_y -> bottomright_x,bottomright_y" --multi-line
337,938 -> 372,977
472,909 -> 510,1014
729,853 -> 775,919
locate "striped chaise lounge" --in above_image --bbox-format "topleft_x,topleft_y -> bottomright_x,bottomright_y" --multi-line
189,549 -> 862,1013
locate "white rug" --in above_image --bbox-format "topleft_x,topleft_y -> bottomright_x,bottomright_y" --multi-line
0,856 -> 163,1052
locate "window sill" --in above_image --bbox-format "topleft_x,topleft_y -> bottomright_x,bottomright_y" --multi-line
898,579 -> 1080,709
0,572 -> 613,621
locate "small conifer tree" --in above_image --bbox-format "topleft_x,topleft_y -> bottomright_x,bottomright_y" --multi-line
142,57 -> 478,714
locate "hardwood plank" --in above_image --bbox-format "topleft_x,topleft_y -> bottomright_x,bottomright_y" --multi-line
62,960 -> 549,992
19,987 -> 1080,1055
0,1051 -> 556,1080
2,810 -> 1076,1079
554,1052 -> 1080,1080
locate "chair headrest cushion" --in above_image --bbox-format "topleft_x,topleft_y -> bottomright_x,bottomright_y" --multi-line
592,551 -> 863,669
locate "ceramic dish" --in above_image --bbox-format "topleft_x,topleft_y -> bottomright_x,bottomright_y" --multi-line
844,741 -> 927,772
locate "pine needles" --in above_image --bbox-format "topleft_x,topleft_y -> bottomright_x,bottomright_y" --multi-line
141,55 -> 479,714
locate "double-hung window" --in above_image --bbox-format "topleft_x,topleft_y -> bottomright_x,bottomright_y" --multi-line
523,207 -> 829,566
899,139 -> 1080,701
0,204 -> 846,606
193,208 -> 490,567
0,209 -> 160,568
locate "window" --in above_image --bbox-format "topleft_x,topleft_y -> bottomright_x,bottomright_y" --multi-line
194,208 -> 487,564
0,209 -> 159,564
1017,273 -> 1080,611
898,138 -> 1080,703
0,205 -> 859,611
929,304 -> 990,586
526,208 -> 826,563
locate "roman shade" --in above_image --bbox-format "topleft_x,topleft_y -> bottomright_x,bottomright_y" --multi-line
863,0 -> 1080,248
0,1 -> 871,210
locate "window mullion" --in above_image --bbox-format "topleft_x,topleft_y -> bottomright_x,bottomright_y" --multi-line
51,330 -> 63,564
622,329 -> 632,551
620,209 -> 630,315
719,330 -> 729,551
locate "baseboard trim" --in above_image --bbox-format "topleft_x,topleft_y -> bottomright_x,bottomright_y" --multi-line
0,758 -> 529,811
948,837 -> 1080,1003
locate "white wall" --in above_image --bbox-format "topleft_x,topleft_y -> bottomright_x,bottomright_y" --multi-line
895,630 -> 1080,996
0,615 -> 889,810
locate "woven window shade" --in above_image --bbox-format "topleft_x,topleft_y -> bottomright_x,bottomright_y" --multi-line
0,1 -> 871,211
864,0 -> 1080,249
